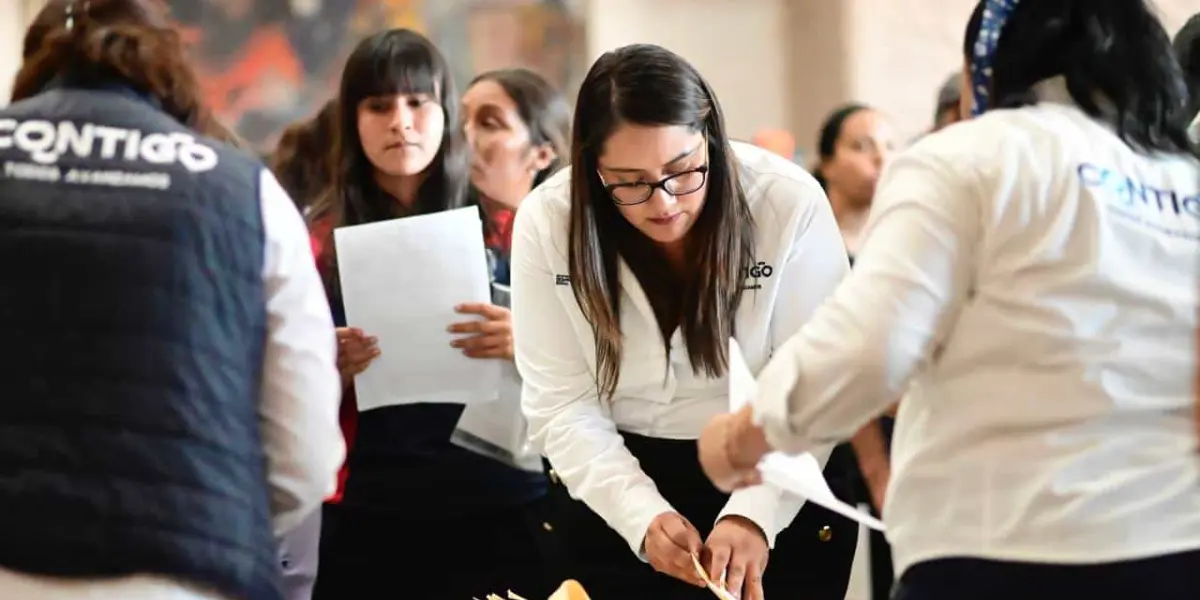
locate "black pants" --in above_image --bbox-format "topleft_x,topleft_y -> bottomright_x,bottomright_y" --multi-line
546,432 -> 857,600
892,551 -> 1200,600
834,423 -> 896,600
313,498 -> 557,600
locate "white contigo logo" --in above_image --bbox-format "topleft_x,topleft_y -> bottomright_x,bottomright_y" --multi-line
0,119 -> 220,172
0,118 -> 222,191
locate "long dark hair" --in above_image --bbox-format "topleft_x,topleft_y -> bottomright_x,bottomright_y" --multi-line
963,0 -> 1194,156
568,43 -> 754,400
811,103 -> 870,191
469,68 -> 571,188
1175,13 -> 1200,119
13,0 -> 229,140
306,29 -> 468,299
271,99 -> 338,209
306,28 -> 468,229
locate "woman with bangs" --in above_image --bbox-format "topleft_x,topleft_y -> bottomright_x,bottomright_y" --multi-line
308,29 -> 553,600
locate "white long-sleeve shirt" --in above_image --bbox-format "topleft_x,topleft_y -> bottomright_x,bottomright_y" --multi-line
0,169 -> 345,599
512,142 -> 849,557
751,77 -> 1200,577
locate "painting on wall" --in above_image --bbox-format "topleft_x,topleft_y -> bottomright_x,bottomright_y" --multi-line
174,0 -> 587,152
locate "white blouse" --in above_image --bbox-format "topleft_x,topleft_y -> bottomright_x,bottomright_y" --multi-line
511,142 -> 849,556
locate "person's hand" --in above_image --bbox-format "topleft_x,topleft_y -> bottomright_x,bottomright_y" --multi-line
448,303 -> 513,360
337,327 -> 379,387
644,512 -> 706,588
704,515 -> 769,600
699,408 -> 768,493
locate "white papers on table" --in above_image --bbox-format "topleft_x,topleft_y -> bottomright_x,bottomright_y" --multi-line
334,207 -> 500,411
728,339 -> 887,532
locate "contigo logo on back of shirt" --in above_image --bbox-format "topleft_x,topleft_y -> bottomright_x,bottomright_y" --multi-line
1077,163 -> 1200,240
741,261 -> 774,290
555,274 -> 571,286
0,119 -> 220,190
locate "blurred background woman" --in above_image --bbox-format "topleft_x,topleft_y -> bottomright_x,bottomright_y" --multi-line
460,67 -> 570,284
811,103 -> 895,258
812,102 -> 898,600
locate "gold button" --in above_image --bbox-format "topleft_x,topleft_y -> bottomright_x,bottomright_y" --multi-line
542,521 -> 554,532
818,526 -> 832,542
548,469 -> 559,484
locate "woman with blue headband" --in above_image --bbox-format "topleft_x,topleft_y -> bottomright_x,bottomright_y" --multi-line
699,0 -> 1200,598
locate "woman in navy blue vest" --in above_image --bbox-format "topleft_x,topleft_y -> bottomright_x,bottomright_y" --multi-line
308,29 -> 566,600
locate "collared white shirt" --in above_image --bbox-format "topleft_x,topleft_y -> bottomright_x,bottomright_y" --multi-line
751,78 -> 1200,577
511,142 -> 849,556
0,169 -> 344,599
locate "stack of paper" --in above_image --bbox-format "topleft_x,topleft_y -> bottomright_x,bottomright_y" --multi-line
334,207 -> 501,410
728,339 -> 886,532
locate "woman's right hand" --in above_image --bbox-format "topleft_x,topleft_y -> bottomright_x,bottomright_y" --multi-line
644,512 -> 707,588
337,327 -> 379,387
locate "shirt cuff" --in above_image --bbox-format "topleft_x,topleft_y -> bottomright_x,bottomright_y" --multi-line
717,484 -> 797,549
613,490 -> 677,561
750,353 -> 814,455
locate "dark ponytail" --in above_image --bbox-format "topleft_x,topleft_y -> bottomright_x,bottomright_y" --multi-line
963,0 -> 1193,156
1174,13 -> 1200,136
12,0 -> 217,137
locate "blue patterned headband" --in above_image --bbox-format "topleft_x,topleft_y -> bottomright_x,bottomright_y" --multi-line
969,0 -> 1021,116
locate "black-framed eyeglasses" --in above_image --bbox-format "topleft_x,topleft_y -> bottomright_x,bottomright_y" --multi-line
597,139 -> 710,206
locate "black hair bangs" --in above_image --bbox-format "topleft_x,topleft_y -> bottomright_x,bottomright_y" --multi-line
341,29 -> 444,106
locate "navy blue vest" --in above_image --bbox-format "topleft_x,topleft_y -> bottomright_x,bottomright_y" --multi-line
0,83 -> 282,600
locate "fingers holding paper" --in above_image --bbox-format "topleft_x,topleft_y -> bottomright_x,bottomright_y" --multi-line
336,327 -> 379,385
705,516 -> 768,600
645,512 -> 707,587
449,303 -> 513,360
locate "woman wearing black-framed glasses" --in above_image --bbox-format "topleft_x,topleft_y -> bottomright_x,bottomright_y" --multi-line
509,44 -> 858,600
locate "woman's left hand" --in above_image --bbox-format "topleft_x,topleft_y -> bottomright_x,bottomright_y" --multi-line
448,303 -> 513,360
704,515 -> 769,600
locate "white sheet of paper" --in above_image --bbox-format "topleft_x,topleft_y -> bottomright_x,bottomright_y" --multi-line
729,339 -> 887,532
452,360 -> 541,472
334,207 -> 501,410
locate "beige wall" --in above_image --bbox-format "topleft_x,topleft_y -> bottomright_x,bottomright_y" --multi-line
0,0 -> 1195,151
585,0 -> 792,142
588,0 -> 1198,159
